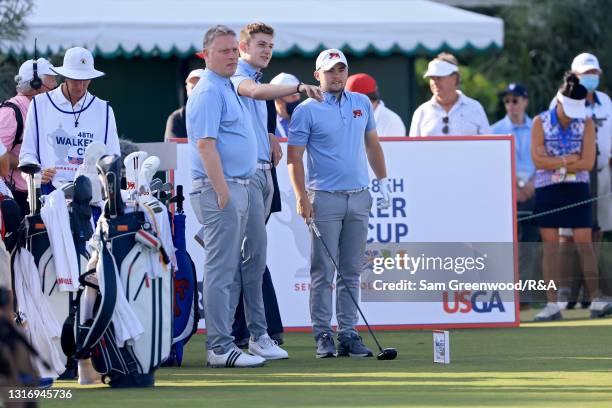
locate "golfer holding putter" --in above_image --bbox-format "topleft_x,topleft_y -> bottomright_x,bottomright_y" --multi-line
287,49 -> 392,358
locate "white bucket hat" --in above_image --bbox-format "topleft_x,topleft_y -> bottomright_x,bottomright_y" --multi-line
52,47 -> 105,80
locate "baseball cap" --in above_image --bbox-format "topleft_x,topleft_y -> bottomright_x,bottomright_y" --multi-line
501,83 -> 528,98
52,47 -> 104,80
316,49 -> 348,71
270,72 -> 300,87
15,58 -> 56,84
186,69 -> 205,82
557,91 -> 586,119
346,73 -> 377,95
423,59 -> 458,78
571,53 -> 601,74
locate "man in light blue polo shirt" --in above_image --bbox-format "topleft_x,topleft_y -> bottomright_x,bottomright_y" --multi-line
287,49 -> 392,359
229,23 -> 322,359
492,83 -> 538,305
186,25 -> 263,369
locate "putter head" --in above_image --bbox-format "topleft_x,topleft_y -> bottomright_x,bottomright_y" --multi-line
376,348 -> 398,360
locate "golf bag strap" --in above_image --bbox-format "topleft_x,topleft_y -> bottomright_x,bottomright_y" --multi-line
61,267 -> 99,358
0,101 -> 24,151
104,102 -> 109,144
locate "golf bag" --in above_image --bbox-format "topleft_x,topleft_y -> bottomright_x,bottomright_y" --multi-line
9,170 -> 91,379
63,154 -> 172,387
164,185 -> 198,367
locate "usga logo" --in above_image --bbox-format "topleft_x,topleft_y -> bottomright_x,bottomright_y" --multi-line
442,290 -> 505,314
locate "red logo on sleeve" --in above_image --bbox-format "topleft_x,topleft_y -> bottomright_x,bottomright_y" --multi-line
353,109 -> 362,118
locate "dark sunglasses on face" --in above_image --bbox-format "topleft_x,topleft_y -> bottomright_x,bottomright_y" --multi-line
504,98 -> 519,105
442,116 -> 449,134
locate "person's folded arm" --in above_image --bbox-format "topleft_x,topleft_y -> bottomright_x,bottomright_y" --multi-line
530,116 -> 577,170
566,118 -> 596,172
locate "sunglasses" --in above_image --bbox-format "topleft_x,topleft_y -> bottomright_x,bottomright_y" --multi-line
442,116 -> 449,134
503,98 -> 519,105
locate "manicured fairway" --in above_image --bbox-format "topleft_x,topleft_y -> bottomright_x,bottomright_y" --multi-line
47,310 -> 612,407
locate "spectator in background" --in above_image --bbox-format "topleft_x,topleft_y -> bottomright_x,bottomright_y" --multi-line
164,69 -> 205,140
269,72 -> 301,138
531,73 -> 611,321
0,58 -> 57,215
492,83 -> 537,307
550,53 -> 612,309
409,53 -> 490,136
346,73 -> 406,136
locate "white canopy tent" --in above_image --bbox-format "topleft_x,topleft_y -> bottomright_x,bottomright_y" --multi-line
2,0 -> 503,58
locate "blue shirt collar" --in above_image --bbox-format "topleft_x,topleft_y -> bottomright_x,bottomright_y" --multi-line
587,91 -> 601,107
238,58 -> 263,82
503,114 -> 532,130
202,68 -> 232,85
323,91 -> 347,106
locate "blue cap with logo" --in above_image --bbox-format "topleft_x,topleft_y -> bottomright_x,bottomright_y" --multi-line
501,83 -> 528,98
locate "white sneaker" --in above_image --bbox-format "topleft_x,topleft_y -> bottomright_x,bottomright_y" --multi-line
249,334 -> 289,360
534,302 -> 563,321
589,298 -> 612,318
206,346 -> 266,368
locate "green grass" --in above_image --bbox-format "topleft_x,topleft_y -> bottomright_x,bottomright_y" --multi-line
46,312 -> 612,408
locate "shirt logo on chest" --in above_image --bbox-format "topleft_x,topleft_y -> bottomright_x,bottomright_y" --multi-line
353,109 -> 362,118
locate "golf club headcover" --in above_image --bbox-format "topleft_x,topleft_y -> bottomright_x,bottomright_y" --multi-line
76,142 -> 107,205
70,175 -> 94,243
97,154 -> 125,219
138,156 -> 160,196
124,151 -> 148,193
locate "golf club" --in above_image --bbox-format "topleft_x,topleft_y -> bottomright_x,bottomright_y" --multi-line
308,221 -> 398,361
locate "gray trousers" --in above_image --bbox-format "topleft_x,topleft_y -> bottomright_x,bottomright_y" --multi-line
190,180 -> 249,353
308,189 -> 372,338
229,168 -> 273,340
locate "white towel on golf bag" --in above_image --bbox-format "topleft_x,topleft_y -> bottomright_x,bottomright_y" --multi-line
92,241 -> 144,347
40,189 -> 80,292
138,196 -> 176,277
13,248 -> 66,378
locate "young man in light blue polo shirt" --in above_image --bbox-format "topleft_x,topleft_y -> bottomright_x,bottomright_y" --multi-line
229,22 -> 323,359
186,25 -> 264,368
287,49 -> 392,358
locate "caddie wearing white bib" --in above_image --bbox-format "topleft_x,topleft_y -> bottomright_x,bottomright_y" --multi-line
20,47 -> 120,191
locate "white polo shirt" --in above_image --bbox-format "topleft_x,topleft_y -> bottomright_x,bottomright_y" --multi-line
409,91 -> 491,137
374,100 -> 406,136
